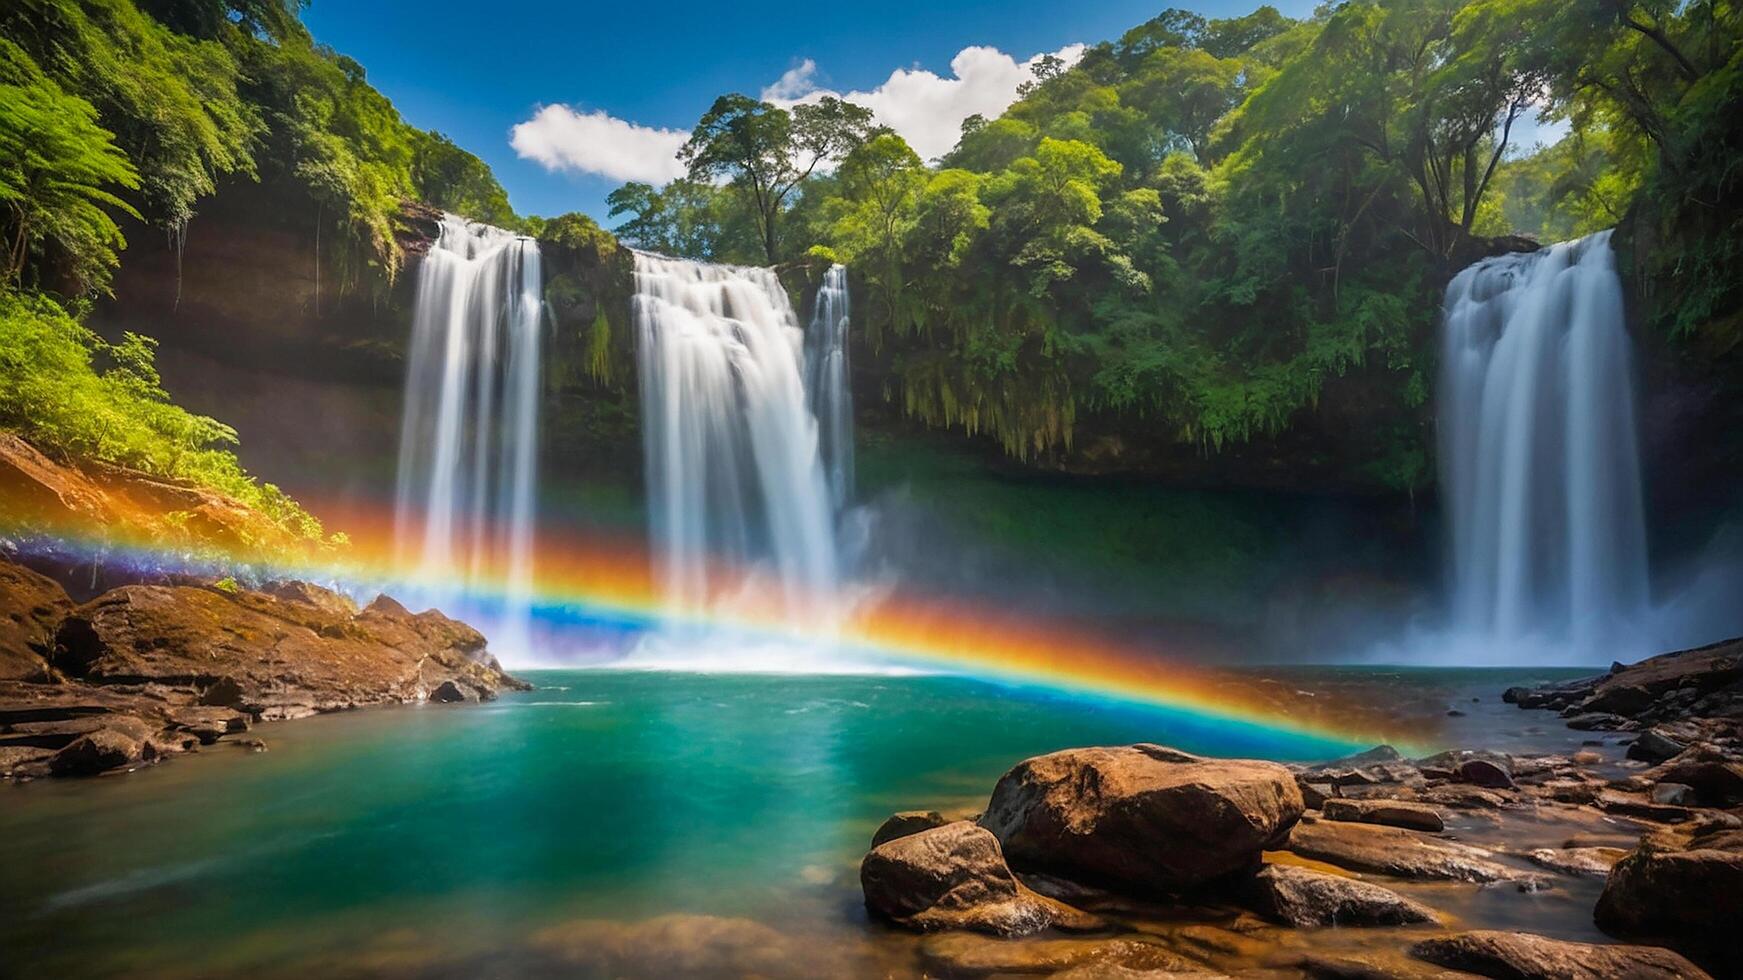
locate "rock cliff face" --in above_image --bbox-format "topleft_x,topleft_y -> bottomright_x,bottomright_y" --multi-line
0,556 -> 528,781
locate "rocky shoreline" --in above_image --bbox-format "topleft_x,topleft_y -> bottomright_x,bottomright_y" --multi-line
858,638 -> 1743,979
0,555 -> 527,781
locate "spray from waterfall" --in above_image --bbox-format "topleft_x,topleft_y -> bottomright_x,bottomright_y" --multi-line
393,214 -> 542,656
631,252 -> 840,629
806,265 -> 854,511
1438,229 -> 1649,659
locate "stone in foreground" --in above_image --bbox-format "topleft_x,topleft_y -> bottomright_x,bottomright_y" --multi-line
1284,818 -> 1537,884
860,821 -> 1099,937
1595,831 -> 1743,977
1410,930 -> 1709,980
1240,863 -> 1435,927
979,744 -> 1303,895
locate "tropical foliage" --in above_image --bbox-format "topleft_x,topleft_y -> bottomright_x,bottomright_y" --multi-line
607,0 -> 1742,487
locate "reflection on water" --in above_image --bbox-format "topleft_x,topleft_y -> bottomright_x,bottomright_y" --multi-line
0,669 -> 1606,977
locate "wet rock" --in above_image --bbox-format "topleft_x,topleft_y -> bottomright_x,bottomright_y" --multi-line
0,559 -> 72,680
1240,863 -> 1435,927
1564,712 -> 1627,731
1455,758 -> 1514,789
1524,846 -> 1626,876
1410,930 -> 1709,979
871,810 -> 949,848
1321,798 -> 1444,833
1627,729 -> 1688,764
1284,818 -> 1538,884
916,934 -> 1201,977
860,821 -> 1099,937
48,727 -> 146,775
979,744 -> 1302,895
1647,746 -> 1743,806
1595,789 -> 1692,823
1595,832 -> 1743,976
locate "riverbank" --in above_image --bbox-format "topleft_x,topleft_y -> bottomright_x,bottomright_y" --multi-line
860,638 -> 1742,978
0,554 -> 527,781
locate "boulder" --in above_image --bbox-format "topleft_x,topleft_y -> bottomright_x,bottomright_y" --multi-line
1649,782 -> 1695,806
1240,864 -> 1435,927
48,727 -> 146,775
1627,729 -> 1688,764
1455,758 -> 1514,789
860,821 -> 1099,937
1284,819 -> 1538,884
1647,746 -> 1743,806
1410,931 -> 1708,980
979,744 -> 1302,895
0,559 -> 72,680
871,810 -> 950,848
1595,834 -> 1743,976
1321,798 -> 1444,833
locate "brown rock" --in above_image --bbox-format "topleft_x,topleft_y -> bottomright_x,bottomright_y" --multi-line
860,821 -> 1098,936
916,934 -> 1201,977
1595,836 -> 1743,976
980,744 -> 1302,895
1648,746 -> 1743,806
1240,864 -> 1436,927
871,810 -> 949,848
48,727 -> 146,775
1455,758 -> 1514,789
0,559 -> 72,680
1321,798 -> 1444,832
1627,729 -> 1688,764
1523,846 -> 1626,876
1284,819 -> 1538,884
1410,930 -> 1708,979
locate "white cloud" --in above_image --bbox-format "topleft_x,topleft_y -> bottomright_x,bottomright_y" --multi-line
766,44 -> 1087,162
761,59 -> 820,102
508,104 -> 688,184
510,42 -> 1087,184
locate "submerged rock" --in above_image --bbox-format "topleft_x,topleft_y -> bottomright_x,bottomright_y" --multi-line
1239,864 -> 1435,927
859,821 -> 1099,937
1410,930 -> 1709,980
916,934 -> 1203,977
1284,818 -> 1538,885
980,744 -> 1302,895
1524,846 -> 1627,877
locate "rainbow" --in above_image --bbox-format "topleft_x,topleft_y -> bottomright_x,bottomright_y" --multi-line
3,491 -> 1439,758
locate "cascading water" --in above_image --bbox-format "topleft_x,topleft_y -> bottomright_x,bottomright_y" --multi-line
805,265 -> 854,511
1439,229 -> 1649,658
393,214 -> 543,656
631,252 -> 838,622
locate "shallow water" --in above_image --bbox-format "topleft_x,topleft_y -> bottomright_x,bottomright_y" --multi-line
0,667 -> 1600,977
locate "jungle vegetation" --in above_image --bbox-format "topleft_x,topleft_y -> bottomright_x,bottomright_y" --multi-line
0,0 -> 540,541
610,0 -> 1743,487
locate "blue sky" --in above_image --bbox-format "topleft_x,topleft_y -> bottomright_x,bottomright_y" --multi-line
304,0 -> 1318,224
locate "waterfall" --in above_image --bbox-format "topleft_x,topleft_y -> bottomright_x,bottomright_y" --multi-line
805,265 -> 854,511
393,214 -> 542,654
631,252 -> 838,619
1439,229 -> 1648,656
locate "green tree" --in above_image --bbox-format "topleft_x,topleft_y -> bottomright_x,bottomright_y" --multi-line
680,93 -> 874,262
